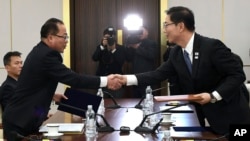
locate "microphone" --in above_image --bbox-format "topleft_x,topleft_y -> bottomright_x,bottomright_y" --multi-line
134,103 -> 187,133
134,86 -> 167,109
55,102 -> 115,132
102,90 -> 121,109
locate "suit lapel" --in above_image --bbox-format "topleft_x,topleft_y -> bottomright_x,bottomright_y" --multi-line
192,33 -> 202,77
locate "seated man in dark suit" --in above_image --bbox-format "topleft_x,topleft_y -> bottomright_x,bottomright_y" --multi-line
0,51 -> 22,111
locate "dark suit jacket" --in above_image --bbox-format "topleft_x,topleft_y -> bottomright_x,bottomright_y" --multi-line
126,38 -> 158,73
136,33 -> 250,134
92,44 -> 127,76
3,41 -> 100,135
0,76 -> 18,111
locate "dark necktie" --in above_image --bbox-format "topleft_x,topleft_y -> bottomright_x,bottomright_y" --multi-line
183,50 -> 192,74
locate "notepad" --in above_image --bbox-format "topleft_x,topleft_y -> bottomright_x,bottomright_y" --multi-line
39,123 -> 84,134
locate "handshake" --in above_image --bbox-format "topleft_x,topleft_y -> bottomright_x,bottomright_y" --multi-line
106,74 -> 127,90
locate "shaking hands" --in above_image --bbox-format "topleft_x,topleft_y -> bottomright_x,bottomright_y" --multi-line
107,74 -> 127,90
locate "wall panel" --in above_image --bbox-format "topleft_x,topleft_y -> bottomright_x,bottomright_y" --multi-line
0,0 -> 11,83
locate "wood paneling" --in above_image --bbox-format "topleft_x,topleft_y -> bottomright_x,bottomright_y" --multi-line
70,0 -> 160,94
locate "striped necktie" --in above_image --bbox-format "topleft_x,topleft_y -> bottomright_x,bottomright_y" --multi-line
183,50 -> 192,74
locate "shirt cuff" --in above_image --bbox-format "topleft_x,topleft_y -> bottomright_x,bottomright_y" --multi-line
100,45 -> 105,50
212,91 -> 222,101
125,75 -> 138,86
100,76 -> 107,87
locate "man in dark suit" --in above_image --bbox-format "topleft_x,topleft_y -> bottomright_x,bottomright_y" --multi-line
118,6 -> 250,135
0,51 -> 22,111
163,41 -> 182,95
2,18 -> 122,141
126,26 -> 159,98
92,27 -> 127,98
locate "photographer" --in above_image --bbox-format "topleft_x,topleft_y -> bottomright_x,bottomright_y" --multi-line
92,27 -> 127,98
126,26 -> 159,98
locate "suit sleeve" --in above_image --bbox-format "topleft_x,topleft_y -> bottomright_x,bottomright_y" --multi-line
135,60 -> 175,86
210,40 -> 245,101
43,51 -> 100,89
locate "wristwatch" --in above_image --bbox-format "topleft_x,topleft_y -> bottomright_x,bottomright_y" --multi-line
209,93 -> 217,103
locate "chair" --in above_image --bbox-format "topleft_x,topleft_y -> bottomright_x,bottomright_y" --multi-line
0,86 -> 3,139
245,83 -> 250,106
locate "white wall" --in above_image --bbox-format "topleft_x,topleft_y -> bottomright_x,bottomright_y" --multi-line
0,0 -> 65,93
1,0 -> 250,85
168,0 -> 250,81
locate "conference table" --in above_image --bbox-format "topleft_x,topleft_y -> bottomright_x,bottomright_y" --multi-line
42,98 -> 227,141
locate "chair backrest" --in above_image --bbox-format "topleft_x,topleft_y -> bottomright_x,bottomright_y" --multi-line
0,85 -> 2,125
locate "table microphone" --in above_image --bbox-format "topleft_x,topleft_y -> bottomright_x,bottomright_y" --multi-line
134,103 -> 188,133
134,86 -> 167,109
102,90 -> 121,109
55,102 -> 115,132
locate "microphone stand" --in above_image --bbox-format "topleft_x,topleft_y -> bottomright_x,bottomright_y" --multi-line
56,102 -> 115,132
134,103 -> 187,133
134,87 -> 167,109
102,91 -> 121,109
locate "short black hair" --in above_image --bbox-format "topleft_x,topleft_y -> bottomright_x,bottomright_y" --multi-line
40,18 -> 64,38
166,6 -> 195,31
3,51 -> 22,66
103,26 -> 116,37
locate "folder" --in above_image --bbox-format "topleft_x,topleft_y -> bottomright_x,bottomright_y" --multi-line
159,105 -> 193,113
173,126 -> 212,132
154,94 -> 202,102
57,88 -> 102,118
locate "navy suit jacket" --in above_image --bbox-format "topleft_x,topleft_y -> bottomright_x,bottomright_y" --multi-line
136,33 -> 250,134
3,41 -> 100,135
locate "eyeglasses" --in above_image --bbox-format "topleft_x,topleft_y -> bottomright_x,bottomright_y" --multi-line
54,34 -> 69,41
163,22 -> 175,28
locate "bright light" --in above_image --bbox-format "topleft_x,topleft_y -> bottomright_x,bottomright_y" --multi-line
123,14 -> 143,30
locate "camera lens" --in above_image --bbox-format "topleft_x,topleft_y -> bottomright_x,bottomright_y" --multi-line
107,37 -> 115,46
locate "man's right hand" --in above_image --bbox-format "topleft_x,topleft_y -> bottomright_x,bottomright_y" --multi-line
102,38 -> 108,46
113,74 -> 127,85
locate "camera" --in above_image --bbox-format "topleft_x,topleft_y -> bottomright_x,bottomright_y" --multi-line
125,29 -> 143,45
107,36 -> 115,46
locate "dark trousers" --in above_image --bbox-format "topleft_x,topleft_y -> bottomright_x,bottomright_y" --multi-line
3,121 -> 24,141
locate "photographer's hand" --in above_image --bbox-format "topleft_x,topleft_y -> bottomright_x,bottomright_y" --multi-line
130,43 -> 140,49
102,37 -> 108,46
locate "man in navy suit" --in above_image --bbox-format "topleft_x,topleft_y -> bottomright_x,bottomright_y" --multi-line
118,6 -> 250,135
2,18 -> 122,141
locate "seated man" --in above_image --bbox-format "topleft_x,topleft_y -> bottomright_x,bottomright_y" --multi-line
0,51 -> 23,111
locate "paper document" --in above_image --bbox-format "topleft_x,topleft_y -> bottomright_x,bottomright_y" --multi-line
39,123 -> 84,133
154,94 -> 202,102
